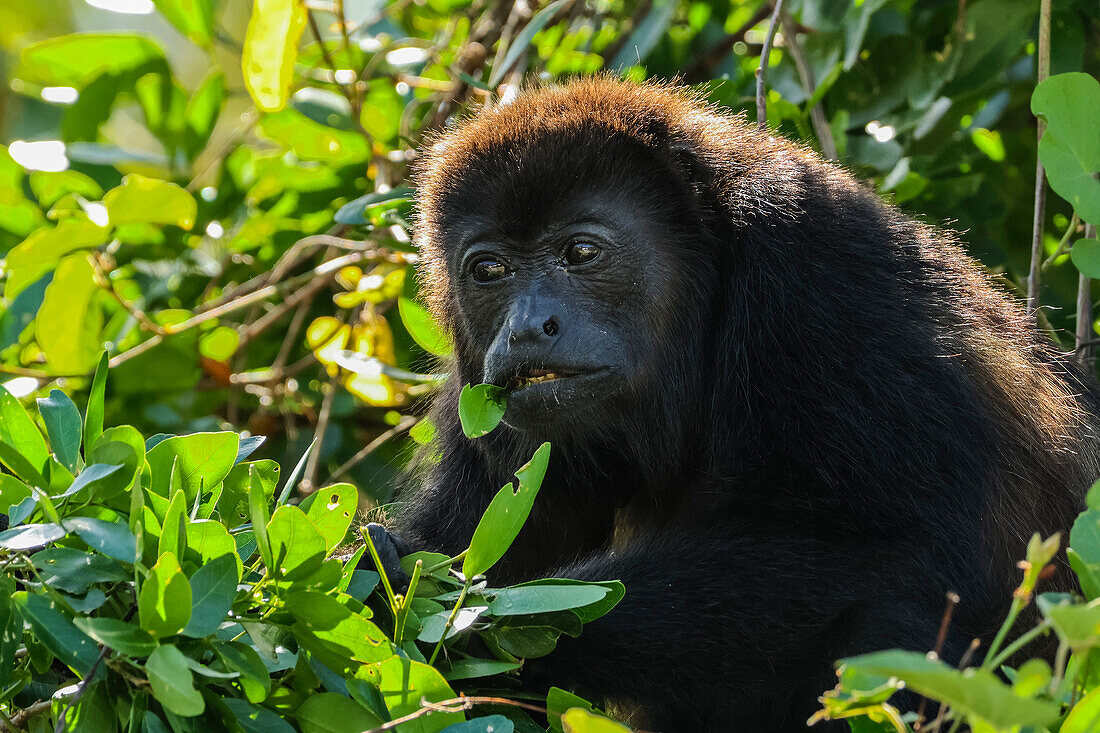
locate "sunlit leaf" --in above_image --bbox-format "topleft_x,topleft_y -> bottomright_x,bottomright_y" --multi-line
138,552 -> 192,638
242,0 -> 307,112
103,174 -> 196,229
398,297 -> 452,357
16,33 -> 165,88
145,643 -> 205,717
153,0 -> 215,47
35,253 -> 102,374
458,384 -> 507,439
4,218 -> 107,300
463,442 -> 550,578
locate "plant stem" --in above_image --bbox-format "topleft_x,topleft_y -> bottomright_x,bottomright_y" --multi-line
1025,0 -> 1052,314
362,526 -> 399,616
428,579 -> 471,665
426,549 -> 467,576
394,559 -> 423,645
755,0 -> 787,130
987,619 -> 1051,670
982,595 -> 1026,669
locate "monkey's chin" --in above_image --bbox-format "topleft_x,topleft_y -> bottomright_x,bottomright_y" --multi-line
501,368 -> 617,428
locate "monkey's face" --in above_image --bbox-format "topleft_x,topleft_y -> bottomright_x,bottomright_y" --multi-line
441,182 -> 682,430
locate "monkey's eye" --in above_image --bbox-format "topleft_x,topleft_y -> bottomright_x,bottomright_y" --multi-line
471,258 -> 508,283
565,240 -> 600,265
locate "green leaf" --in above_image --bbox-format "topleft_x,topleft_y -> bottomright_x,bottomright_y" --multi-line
36,253 -> 103,374
66,516 -> 138,562
458,384 -> 507,439
4,218 -> 108,299
490,0 -> 569,85
284,591 -> 392,671
159,483 -> 187,558
13,592 -> 100,675
242,0 -> 307,112
146,432 -> 239,503
1032,73 -> 1100,224
215,642 -> 271,703
560,708 -> 630,733
302,482 -> 358,552
334,187 -> 412,225
1064,687 -> 1100,733
138,551 -> 192,638
463,443 -> 550,578
547,688 -> 594,733
153,0 -> 215,47
16,33 -> 165,88
839,649 -> 1060,729
198,326 -> 239,362
1038,593 -> 1100,648
83,353 -> 108,453
0,523 -> 66,550
373,655 -> 464,732
182,553 -> 238,637
442,659 -> 521,681
145,644 -> 205,717
217,459 -> 279,529
54,463 -> 122,501
440,716 -> 514,733
0,383 -> 49,472
488,584 -> 609,616
28,170 -> 103,209
296,693 -> 382,733
225,699 -> 297,733
32,546 -> 127,593
249,464 -> 275,570
266,504 -> 326,579
258,108 -> 371,164
1072,239 -> 1100,279
399,296 -> 453,357
37,389 -> 82,472
73,617 -> 157,657
103,174 -> 197,230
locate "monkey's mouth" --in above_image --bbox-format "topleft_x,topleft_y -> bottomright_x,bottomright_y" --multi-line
507,368 -> 579,390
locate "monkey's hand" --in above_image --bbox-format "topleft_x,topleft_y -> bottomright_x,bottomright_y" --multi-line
357,522 -> 411,587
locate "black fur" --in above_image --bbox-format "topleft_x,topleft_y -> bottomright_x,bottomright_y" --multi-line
380,79 -> 1100,731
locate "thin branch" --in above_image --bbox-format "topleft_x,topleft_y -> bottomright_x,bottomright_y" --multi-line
328,415 -> 417,483
298,375 -> 338,495
1041,213 -> 1081,270
1079,222 -> 1099,365
7,700 -> 51,730
779,8 -> 837,160
1026,0 -> 1052,314
54,646 -> 110,733
755,0 -> 787,130
364,696 -> 552,732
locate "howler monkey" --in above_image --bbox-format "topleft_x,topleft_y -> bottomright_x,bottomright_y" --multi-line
367,79 -> 1100,730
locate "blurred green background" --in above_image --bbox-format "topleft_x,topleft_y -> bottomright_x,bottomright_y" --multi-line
0,0 -> 1097,508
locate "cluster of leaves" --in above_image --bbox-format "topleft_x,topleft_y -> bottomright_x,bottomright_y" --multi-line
0,358 -> 630,731
0,1 -> 1096,507
814,495 -> 1100,733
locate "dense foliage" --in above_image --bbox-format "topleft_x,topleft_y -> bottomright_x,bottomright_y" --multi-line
0,0 -> 1098,730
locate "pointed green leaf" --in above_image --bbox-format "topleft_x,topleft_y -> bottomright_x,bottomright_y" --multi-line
152,0 -> 215,47
13,592 -> 99,675
159,483 -> 187,559
0,383 -> 49,472
373,655 -> 464,730
398,296 -> 452,356
463,443 -> 550,578
0,523 -> 66,550
66,516 -> 137,563
266,505 -> 326,579
83,352 -> 108,453
16,33 -> 165,89
37,389 -> 82,472
249,464 -> 274,570
145,644 -> 205,717
284,591 -> 392,671
182,553 -> 238,638
73,617 -> 157,657
138,552 -> 192,638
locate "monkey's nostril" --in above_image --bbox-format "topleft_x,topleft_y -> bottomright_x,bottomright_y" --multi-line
543,319 -> 559,337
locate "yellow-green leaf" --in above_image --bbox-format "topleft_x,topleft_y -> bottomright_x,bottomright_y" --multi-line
103,174 -> 196,229
5,218 -> 108,300
35,253 -> 103,374
242,0 -> 307,112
